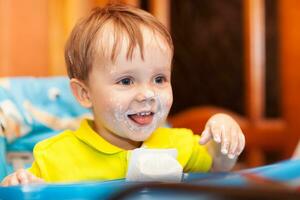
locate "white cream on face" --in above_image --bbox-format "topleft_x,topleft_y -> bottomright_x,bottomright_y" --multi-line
100,77 -> 172,142
87,26 -> 173,146
112,93 -> 169,141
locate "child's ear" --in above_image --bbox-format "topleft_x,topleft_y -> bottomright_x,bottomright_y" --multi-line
70,78 -> 92,108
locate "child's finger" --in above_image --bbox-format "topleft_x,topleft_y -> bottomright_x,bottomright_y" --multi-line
210,123 -> 222,143
228,127 -> 238,159
220,125 -> 229,155
16,169 -> 29,184
199,127 -> 211,145
27,172 -> 45,184
8,175 -> 19,186
1,175 -> 11,186
237,131 -> 245,155
33,177 -> 45,184
1,181 -> 7,186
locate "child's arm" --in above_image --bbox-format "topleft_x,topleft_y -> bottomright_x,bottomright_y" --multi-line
199,113 -> 245,172
1,168 -> 44,186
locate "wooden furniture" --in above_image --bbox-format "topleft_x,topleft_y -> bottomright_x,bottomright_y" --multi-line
169,0 -> 300,167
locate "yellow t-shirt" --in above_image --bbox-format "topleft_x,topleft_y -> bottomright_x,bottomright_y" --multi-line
28,119 -> 212,183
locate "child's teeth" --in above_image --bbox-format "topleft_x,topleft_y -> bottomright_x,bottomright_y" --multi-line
137,112 -> 150,116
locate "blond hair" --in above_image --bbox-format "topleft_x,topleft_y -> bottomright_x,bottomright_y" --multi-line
65,4 -> 173,81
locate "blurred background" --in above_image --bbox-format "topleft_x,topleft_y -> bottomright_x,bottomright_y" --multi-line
1,0 -> 300,168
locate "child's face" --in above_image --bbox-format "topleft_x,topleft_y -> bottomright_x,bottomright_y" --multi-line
86,29 -> 173,142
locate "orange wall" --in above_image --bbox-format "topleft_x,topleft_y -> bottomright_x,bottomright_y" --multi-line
0,0 -> 49,76
0,0 -> 135,77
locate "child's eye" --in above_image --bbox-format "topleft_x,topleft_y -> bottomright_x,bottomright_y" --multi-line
117,78 -> 133,85
154,76 -> 167,84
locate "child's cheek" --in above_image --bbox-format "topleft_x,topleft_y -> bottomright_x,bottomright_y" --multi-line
154,89 -> 173,127
159,89 -> 173,111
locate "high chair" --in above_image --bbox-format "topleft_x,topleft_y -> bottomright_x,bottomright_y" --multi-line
0,76 -> 91,180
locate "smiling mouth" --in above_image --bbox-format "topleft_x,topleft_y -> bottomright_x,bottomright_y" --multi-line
128,111 -> 154,126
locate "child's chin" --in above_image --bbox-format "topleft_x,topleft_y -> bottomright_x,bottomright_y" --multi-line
127,132 -> 152,142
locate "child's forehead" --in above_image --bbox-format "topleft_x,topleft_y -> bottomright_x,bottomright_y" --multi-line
93,22 -> 171,63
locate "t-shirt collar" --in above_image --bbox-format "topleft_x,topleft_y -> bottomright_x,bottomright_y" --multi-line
74,119 -> 124,154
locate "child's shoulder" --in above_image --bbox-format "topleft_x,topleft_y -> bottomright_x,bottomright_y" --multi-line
33,130 -> 76,152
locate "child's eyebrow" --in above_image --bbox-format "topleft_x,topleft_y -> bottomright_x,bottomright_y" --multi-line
107,68 -> 135,76
151,65 -> 172,71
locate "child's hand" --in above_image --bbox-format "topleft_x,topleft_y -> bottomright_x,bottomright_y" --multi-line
199,113 -> 245,159
1,168 -> 45,186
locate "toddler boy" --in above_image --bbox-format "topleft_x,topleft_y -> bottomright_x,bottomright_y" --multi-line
2,4 -> 245,185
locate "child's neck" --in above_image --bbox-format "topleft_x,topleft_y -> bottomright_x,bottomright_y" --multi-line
92,121 -> 142,150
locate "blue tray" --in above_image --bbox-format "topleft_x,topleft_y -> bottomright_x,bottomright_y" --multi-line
1,159 -> 300,200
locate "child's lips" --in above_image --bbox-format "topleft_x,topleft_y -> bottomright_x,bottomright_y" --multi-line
128,112 -> 154,125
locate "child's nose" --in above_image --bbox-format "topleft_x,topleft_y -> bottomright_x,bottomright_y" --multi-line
135,88 -> 155,102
